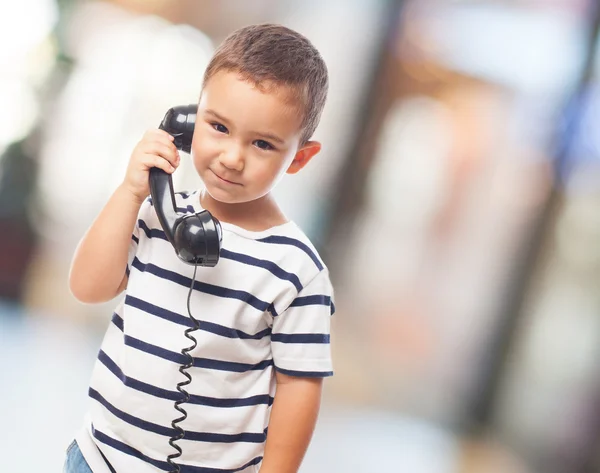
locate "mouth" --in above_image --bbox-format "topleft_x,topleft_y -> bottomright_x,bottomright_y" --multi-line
211,169 -> 241,186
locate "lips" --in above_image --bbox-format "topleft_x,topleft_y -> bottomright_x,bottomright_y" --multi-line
211,169 -> 240,186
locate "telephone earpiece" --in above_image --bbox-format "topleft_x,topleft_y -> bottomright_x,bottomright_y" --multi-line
149,104 -> 222,266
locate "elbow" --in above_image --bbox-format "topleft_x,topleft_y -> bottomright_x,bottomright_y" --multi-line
68,274 -> 102,304
68,268 -> 123,304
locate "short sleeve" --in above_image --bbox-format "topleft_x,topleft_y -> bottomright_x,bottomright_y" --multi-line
271,269 -> 335,378
126,196 -> 152,276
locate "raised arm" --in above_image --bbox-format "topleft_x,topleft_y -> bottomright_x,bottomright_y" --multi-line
68,129 -> 180,303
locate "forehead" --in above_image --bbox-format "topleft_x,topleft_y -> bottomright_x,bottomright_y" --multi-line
200,71 -> 303,137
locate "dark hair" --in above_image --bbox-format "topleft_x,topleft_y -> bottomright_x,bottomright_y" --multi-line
203,24 -> 329,144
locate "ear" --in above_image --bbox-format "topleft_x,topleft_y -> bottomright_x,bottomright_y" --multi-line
286,141 -> 321,175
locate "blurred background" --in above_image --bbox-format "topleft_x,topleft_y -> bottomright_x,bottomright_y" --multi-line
2,0 -> 600,471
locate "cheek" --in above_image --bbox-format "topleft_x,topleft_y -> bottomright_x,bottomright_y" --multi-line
191,129 -> 217,162
248,155 -> 291,187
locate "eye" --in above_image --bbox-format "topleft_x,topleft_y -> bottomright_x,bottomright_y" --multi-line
211,122 -> 228,134
254,139 -> 274,151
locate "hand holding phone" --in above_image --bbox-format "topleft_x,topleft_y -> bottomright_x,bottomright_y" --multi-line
148,105 -> 221,267
123,129 -> 180,203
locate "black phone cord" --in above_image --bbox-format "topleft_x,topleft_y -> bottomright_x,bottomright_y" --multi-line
167,262 -> 200,473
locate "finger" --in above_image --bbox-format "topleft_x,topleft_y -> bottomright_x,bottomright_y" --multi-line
142,154 -> 176,174
143,141 -> 180,167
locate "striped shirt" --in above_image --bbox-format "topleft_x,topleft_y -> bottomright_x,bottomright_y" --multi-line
75,189 -> 334,473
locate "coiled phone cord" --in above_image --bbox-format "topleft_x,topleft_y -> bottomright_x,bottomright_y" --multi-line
167,262 -> 200,473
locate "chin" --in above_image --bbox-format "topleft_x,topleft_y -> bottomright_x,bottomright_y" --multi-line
205,186 -> 270,206
204,186 -> 248,205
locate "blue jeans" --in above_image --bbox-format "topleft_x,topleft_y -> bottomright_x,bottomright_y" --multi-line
63,440 -> 93,473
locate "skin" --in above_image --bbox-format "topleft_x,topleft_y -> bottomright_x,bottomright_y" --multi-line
69,70 -> 326,473
191,70 -> 321,231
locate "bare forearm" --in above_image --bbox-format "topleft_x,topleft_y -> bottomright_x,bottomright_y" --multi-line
260,375 -> 323,473
69,184 -> 144,303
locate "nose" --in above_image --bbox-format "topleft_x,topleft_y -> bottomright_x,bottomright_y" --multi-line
219,142 -> 244,172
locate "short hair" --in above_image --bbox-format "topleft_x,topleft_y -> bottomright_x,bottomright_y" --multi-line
203,24 -> 329,144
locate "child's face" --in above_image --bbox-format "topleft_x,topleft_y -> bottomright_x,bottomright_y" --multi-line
191,70 -> 319,205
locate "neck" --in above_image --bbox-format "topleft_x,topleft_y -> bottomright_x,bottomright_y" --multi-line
199,190 -> 288,231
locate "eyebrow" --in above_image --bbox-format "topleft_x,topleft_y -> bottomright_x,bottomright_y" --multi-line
204,109 -> 285,145
205,109 -> 229,123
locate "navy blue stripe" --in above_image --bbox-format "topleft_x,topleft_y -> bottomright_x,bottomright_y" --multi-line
98,350 -> 274,407
138,220 -> 168,240
275,366 -> 333,378
96,444 -> 117,473
124,335 -> 273,373
94,427 -> 166,471
146,196 -> 193,212
90,388 -> 266,443
176,205 -> 195,213
131,258 -> 271,313
289,294 -> 335,315
290,294 -> 331,308
125,295 -> 271,340
268,304 -> 279,317
220,249 -> 303,292
93,427 -> 263,473
256,235 -> 323,271
271,333 -> 330,344
132,234 -> 139,244
111,312 -> 124,331
148,191 -> 191,200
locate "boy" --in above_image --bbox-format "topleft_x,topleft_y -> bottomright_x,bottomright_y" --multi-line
64,23 -> 334,473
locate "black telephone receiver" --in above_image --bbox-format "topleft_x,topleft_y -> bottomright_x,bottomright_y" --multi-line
150,106 -> 223,472
149,105 -> 222,266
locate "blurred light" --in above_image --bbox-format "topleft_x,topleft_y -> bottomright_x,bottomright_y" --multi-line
424,4 -> 585,97
37,1 -> 214,242
0,0 -> 57,155
0,0 -> 58,67
115,0 -> 175,9
303,407 -> 460,473
559,85 -> 600,192
556,197 -> 600,270
0,79 -> 39,151
367,96 -> 452,228
26,36 -> 59,87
